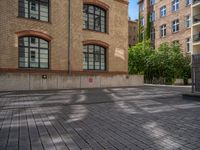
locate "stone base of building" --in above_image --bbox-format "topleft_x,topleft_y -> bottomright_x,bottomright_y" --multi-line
0,72 -> 144,91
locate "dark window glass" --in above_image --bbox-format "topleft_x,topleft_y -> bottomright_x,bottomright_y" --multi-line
83,45 -> 106,71
83,4 -> 106,33
19,37 -> 49,69
19,0 -> 49,22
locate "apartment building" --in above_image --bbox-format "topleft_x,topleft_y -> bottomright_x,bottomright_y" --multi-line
128,19 -> 138,47
0,0 -> 143,91
138,0 -> 192,53
191,0 -> 200,92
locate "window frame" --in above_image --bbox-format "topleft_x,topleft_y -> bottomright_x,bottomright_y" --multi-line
18,0 -> 50,22
185,15 -> 191,28
18,36 -> 49,69
150,0 -> 155,6
172,0 -> 179,12
150,11 -> 155,22
150,27 -> 155,41
160,24 -> 167,37
186,37 -> 191,53
172,19 -> 180,33
185,0 -> 191,6
140,2 -> 144,12
83,4 -> 107,33
160,5 -> 166,18
83,44 -> 106,71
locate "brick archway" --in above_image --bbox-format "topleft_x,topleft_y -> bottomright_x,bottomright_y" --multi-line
16,30 -> 52,41
82,40 -> 109,48
83,0 -> 110,10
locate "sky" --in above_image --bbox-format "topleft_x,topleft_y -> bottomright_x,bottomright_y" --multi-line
128,0 -> 139,20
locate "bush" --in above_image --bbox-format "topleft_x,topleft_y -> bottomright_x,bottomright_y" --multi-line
128,41 -> 191,85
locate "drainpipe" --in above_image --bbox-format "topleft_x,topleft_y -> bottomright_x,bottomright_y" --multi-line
68,0 -> 71,75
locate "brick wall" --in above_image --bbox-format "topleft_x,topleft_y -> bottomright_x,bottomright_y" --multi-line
0,0 -> 128,74
138,0 -> 191,53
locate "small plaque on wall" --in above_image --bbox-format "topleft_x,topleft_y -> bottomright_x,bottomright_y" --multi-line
42,75 -> 48,79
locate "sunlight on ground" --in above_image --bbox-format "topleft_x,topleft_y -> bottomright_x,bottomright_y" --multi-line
143,122 -> 183,149
66,105 -> 88,123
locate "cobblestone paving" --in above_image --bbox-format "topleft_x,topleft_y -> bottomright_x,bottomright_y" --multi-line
0,86 -> 200,150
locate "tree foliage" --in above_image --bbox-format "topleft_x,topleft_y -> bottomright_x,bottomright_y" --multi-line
128,41 -> 191,84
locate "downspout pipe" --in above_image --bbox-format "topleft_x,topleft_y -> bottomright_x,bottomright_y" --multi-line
68,0 -> 71,75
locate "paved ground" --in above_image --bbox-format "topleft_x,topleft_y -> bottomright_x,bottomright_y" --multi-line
0,86 -> 200,150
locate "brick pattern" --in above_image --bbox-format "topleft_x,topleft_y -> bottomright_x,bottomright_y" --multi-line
0,0 -> 128,73
0,86 -> 200,150
139,0 -> 191,53
128,20 -> 138,46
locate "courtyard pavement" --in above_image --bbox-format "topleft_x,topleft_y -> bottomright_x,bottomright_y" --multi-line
0,86 -> 200,150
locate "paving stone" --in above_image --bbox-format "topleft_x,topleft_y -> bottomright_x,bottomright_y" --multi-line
0,86 -> 200,150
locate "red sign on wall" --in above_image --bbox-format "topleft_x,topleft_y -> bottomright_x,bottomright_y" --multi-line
88,78 -> 93,83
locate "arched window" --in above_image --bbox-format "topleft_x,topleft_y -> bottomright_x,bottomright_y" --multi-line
19,36 -> 49,69
19,0 -> 49,22
83,45 -> 106,70
83,4 -> 106,33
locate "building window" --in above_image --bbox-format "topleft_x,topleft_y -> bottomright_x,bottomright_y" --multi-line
140,2 -> 144,12
83,4 -> 106,33
140,32 -> 144,41
160,6 -> 166,17
172,19 -> 179,33
19,0 -> 49,22
186,38 -> 191,52
172,0 -> 179,12
150,0 -> 155,5
83,45 -> 106,70
150,11 -> 155,22
150,28 -> 155,41
19,37 -> 49,68
185,0 -> 191,6
140,17 -> 144,26
186,15 -> 191,28
160,24 -> 167,37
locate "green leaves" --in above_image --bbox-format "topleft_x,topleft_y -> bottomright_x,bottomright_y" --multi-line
128,41 -> 191,85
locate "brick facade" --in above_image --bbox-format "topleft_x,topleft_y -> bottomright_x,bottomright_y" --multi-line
138,0 -> 191,53
128,20 -> 138,47
0,0 -> 129,74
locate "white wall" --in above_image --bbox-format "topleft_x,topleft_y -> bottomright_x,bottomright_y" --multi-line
0,73 -> 144,91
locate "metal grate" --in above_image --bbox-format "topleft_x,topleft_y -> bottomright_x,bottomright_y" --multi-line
192,54 -> 200,92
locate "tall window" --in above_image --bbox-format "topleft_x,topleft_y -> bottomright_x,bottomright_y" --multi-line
185,0 -> 191,6
19,37 -> 49,68
140,2 -> 144,12
83,45 -> 106,70
186,15 -> 191,28
150,0 -> 155,5
141,17 -> 144,26
150,28 -> 155,41
186,38 -> 191,52
172,0 -> 179,12
150,11 -> 155,22
19,0 -> 49,22
160,24 -> 166,37
172,19 -> 179,33
160,6 -> 166,17
83,4 -> 106,33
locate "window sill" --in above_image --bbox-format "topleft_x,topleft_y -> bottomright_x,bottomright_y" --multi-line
83,29 -> 109,35
160,16 -> 166,19
172,31 -> 179,34
17,16 -> 52,24
160,36 -> 167,38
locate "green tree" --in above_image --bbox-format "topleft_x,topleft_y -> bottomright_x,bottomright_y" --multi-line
128,42 -> 191,85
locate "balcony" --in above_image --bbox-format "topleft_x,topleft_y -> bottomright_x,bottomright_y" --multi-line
193,0 -> 200,4
193,14 -> 200,24
193,33 -> 200,43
